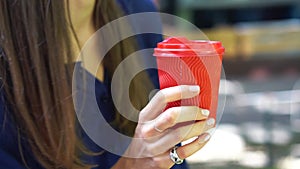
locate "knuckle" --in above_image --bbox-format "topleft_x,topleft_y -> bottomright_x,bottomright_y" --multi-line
195,107 -> 204,119
140,126 -> 152,138
147,145 -> 157,156
152,157 -> 165,169
188,106 -> 200,115
173,129 -> 183,142
165,109 -> 177,126
180,85 -> 190,94
178,148 -> 187,159
195,106 -> 202,113
193,121 -> 203,131
138,111 -> 147,120
155,91 -> 167,105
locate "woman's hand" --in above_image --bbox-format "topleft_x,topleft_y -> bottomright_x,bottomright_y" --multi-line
113,85 -> 215,169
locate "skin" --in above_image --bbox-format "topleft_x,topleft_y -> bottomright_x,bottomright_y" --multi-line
113,85 -> 214,169
69,1 -> 214,168
69,0 -> 104,82
68,0 -> 95,46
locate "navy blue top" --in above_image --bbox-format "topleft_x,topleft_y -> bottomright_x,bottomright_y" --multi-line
0,0 -> 188,168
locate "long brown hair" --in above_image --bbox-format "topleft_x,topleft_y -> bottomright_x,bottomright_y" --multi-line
0,0 -> 153,168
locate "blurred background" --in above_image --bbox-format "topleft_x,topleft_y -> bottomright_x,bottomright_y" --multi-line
155,0 -> 300,169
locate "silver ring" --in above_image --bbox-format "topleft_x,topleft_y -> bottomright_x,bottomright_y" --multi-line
154,122 -> 163,133
170,146 -> 184,165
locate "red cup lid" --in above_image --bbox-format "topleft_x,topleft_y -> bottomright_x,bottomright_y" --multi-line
154,37 -> 225,57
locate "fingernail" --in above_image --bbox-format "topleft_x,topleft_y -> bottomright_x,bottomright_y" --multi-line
198,134 -> 211,144
206,128 -> 216,135
202,109 -> 210,116
189,86 -> 200,93
206,118 -> 215,126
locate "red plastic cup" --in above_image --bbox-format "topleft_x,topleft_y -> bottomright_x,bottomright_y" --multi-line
153,37 -> 225,120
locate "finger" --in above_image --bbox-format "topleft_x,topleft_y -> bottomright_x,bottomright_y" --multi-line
179,118 -> 215,142
149,151 -> 175,169
154,106 -> 210,133
140,85 -> 200,121
175,130 -> 214,160
139,106 -> 209,138
152,118 -> 215,152
159,85 -> 200,103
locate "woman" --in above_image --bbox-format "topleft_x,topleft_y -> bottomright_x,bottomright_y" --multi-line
0,0 -> 214,168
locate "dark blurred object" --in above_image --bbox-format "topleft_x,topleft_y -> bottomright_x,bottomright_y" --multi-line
193,5 -> 294,28
160,0 -> 300,28
159,0 -> 176,15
